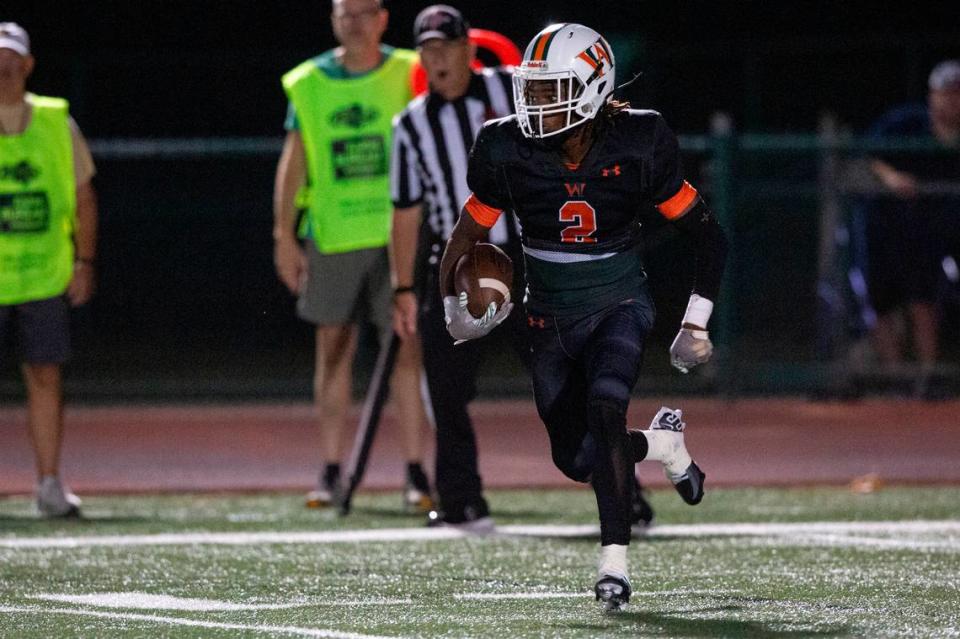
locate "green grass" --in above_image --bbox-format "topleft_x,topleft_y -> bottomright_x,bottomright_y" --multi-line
1,486 -> 959,638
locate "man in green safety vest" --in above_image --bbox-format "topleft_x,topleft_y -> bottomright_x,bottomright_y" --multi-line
273,0 -> 433,511
0,22 -> 98,517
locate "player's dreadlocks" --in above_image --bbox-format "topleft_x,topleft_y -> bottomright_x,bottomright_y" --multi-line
602,72 -> 642,122
602,99 -> 632,120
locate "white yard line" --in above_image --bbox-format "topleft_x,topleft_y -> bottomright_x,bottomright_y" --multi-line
785,534 -> 960,552
1,520 -> 958,550
0,605 -> 399,639
500,520 -> 960,538
33,593 -> 414,610
0,527 -> 464,549
455,592 -> 588,600
34,593 -> 307,611
454,588 -> 716,601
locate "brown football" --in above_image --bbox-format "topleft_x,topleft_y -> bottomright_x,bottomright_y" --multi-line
454,243 -> 514,319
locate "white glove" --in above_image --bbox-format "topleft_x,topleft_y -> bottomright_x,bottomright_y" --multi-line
443,293 -> 514,344
669,328 -> 713,373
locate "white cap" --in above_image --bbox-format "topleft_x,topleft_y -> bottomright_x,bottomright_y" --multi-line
0,22 -> 29,56
928,60 -> 960,91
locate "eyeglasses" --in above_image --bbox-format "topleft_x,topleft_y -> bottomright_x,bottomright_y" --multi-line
333,7 -> 381,22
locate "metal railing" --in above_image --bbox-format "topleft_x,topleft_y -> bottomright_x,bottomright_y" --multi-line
8,125 -> 943,400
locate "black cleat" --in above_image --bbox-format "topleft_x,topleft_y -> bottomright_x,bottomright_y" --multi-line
425,503 -> 495,535
673,461 -> 706,505
595,573 -> 631,612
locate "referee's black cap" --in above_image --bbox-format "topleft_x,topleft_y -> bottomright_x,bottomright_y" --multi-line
414,5 -> 469,45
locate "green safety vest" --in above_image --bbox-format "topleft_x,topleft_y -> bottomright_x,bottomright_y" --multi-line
282,48 -> 416,254
0,95 -> 76,305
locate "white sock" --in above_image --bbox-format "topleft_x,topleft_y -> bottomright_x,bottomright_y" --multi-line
641,430 -> 692,478
598,544 -> 628,580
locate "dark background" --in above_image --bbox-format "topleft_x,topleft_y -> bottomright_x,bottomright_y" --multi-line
2,1 -> 959,400
6,1 -> 960,136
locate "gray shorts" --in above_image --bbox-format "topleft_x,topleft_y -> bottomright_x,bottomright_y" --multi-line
0,295 -> 71,365
297,241 -> 391,331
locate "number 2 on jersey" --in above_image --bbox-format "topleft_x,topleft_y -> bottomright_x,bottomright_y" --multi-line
559,201 -> 597,243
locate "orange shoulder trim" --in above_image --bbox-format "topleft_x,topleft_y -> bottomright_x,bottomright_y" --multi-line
464,193 -> 503,228
656,181 -> 699,220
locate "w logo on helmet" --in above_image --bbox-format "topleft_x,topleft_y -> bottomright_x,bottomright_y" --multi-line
577,39 -> 613,85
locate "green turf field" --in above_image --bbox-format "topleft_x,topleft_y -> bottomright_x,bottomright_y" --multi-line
1,486 -> 958,638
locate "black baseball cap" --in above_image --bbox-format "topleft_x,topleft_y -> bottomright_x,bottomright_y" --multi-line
413,5 -> 469,45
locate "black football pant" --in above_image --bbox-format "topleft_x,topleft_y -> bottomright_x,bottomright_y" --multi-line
418,263 -> 530,520
526,293 -> 655,546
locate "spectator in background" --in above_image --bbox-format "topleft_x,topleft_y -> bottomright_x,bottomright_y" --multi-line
866,59 -> 960,396
388,5 -> 528,533
0,23 -> 97,517
273,0 -> 433,511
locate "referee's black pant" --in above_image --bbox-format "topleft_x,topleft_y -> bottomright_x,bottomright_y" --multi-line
418,259 -> 530,521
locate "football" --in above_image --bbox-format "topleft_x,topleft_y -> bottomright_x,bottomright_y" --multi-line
454,243 -> 514,319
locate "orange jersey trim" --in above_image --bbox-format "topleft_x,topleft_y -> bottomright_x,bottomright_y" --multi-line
464,193 -> 503,228
657,181 -> 699,220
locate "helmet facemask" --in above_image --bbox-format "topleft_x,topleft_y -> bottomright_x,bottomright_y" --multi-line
513,69 -> 592,139
512,25 -> 616,140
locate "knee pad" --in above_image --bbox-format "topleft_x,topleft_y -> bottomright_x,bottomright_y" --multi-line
586,397 -> 628,441
557,433 -> 596,483
589,372 -> 633,411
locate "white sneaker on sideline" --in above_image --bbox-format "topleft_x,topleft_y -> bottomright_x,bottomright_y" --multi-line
36,476 -> 82,518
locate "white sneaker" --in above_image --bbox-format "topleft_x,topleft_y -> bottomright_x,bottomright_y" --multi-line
648,407 -> 705,505
305,474 -> 343,509
36,476 -> 82,518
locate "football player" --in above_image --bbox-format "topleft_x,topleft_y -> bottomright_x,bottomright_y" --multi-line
438,23 -> 728,610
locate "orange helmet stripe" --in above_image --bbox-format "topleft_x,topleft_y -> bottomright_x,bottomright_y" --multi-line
532,32 -> 551,60
530,24 -> 565,61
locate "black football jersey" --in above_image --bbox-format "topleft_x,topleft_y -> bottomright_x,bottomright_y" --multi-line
467,109 -> 688,316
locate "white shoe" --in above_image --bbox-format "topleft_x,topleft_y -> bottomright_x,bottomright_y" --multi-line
36,476 -> 82,518
649,407 -> 705,505
305,476 -> 343,509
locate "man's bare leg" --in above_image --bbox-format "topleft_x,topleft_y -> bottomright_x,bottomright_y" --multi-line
306,324 -> 357,507
391,335 -> 433,511
23,363 -> 63,478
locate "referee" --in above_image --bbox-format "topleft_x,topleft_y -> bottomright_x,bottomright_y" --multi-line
388,5 -> 527,532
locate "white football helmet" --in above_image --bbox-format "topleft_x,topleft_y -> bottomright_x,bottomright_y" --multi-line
513,23 -> 616,139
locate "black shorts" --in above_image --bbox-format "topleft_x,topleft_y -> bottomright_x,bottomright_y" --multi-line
527,293 -> 655,482
0,295 -> 71,365
865,205 -> 940,314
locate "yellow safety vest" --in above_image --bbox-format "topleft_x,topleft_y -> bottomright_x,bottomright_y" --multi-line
0,94 -> 76,304
282,48 -> 416,254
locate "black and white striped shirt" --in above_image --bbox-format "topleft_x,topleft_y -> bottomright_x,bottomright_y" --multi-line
390,67 -> 519,247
